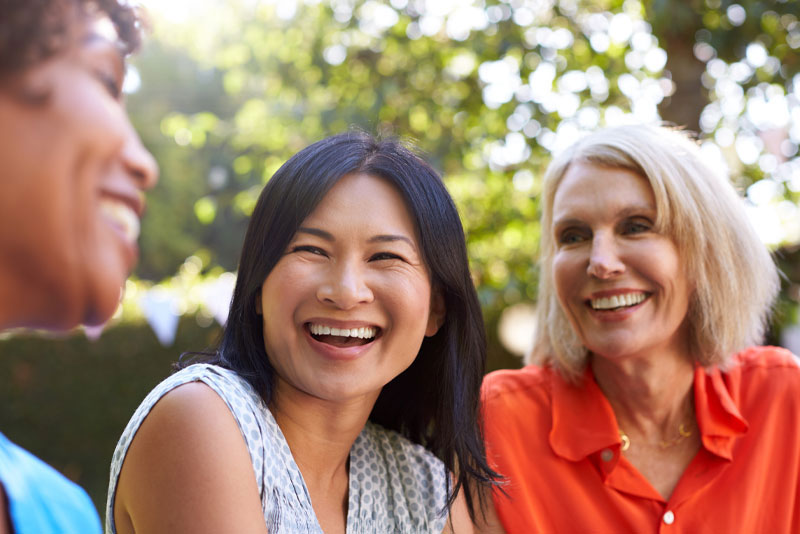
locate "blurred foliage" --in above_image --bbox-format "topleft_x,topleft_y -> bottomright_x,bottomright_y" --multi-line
130,0 -> 666,352
1,0 -> 800,512
126,0 -> 800,352
0,320 -> 222,509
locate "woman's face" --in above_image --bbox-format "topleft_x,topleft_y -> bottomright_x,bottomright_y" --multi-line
258,172 -> 443,405
0,14 -> 158,329
551,162 -> 692,362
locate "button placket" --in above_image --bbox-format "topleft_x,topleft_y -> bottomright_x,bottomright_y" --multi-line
663,510 -> 675,525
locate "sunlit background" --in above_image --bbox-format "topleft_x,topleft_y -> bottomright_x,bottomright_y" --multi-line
1,0 -> 799,508
125,0 -> 800,355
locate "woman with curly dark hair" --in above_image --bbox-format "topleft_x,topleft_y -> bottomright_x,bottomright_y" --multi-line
0,1 -> 158,532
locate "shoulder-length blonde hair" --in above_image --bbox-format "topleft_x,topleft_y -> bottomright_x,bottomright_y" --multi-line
530,124 -> 779,381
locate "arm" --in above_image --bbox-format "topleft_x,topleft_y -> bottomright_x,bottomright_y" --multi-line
0,486 -> 9,534
113,382 -> 268,534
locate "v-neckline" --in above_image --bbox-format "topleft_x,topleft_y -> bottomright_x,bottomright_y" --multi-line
262,406 -> 362,533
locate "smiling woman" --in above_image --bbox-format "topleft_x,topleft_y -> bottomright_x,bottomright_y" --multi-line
256,172 -> 443,408
0,1 -> 157,533
107,132 -> 497,534
477,125 -> 800,534
0,0 -> 158,330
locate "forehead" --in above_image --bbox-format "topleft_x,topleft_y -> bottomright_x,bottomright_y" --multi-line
552,162 -> 655,219
304,172 -> 416,230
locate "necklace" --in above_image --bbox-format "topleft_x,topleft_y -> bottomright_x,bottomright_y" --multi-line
618,423 -> 693,451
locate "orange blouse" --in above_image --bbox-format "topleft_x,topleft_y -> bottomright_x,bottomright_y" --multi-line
481,346 -> 800,533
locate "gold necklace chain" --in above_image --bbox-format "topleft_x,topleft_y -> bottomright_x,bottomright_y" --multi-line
618,423 -> 693,452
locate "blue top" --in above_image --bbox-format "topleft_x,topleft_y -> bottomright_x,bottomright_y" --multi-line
0,431 -> 101,534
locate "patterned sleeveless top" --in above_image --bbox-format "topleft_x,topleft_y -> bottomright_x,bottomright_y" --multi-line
105,364 -> 449,533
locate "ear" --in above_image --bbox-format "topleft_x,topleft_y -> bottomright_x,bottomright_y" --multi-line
425,289 -> 446,337
255,292 -> 263,315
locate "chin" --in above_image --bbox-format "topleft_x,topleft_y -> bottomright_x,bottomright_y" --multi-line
30,305 -> 87,332
82,292 -> 122,326
586,338 -> 642,361
80,271 -> 127,327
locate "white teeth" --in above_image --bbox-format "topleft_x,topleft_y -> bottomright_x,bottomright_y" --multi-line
100,199 -> 140,243
309,323 -> 377,339
590,292 -> 646,310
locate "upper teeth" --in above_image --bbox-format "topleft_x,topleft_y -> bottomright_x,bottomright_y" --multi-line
591,293 -> 646,310
309,324 -> 377,339
100,199 -> 140,243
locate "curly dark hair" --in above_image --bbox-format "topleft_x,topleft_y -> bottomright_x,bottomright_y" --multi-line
0,0 -> 142,77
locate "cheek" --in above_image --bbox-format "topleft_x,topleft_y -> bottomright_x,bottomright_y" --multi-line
641,243 -> 686,299
378,273 -> 432,327
260,266 -> 308,332
552,254 -> 578,307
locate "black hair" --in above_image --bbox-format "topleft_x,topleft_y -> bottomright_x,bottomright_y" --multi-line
0,0 -> 141,78
201,130 -> 499,516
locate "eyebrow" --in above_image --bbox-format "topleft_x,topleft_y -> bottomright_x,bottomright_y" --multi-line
296,227 -> 334,241
551,217 -> 583,229
553,204 -> 655,227
296,227 -> 417,249
367,234 -> 416,249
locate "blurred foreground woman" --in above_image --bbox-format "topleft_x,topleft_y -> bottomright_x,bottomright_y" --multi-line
0,1 -> 158,532
478,125 -> 799,533
108,132 -> 496,534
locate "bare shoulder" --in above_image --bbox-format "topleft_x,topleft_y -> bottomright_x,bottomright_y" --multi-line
442,488 -> 473,534
114,382 -> 267,534
468,483 -> 507,534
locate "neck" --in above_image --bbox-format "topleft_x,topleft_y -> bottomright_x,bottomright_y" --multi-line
0,270 -> 26,330
591,348 -> 696,441
0,286 -> 38,331
269,379 -> 377,487
0,269 -> 78,331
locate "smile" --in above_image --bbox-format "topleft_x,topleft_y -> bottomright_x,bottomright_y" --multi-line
100,198 -> 140,243
307,323 -> 379,347
589,292 -> 648,311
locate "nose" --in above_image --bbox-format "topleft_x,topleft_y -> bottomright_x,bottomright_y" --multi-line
316,260 -> 374,309
121,120 -> 159,190
587,232 -> 625,279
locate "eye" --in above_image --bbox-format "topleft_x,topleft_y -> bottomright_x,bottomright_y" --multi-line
557,228 -> 588,245
95,70 -> 122,99
291,245 -> 327,257
622,218 -> 652,235
369,252 -> 404,262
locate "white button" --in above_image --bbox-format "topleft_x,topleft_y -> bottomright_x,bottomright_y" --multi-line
600,448 -> 614,462
663,511 -> 675,525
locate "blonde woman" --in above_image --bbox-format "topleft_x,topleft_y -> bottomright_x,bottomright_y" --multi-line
478,125 -> 799,533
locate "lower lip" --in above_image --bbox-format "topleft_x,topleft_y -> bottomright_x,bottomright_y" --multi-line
586,299 -> 647,322
304,328 -> 376,361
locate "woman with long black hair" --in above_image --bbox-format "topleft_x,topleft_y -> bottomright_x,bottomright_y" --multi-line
107,132 -> 496,534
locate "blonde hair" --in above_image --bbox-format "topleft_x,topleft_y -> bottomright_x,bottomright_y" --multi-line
530,124 -> 779,381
